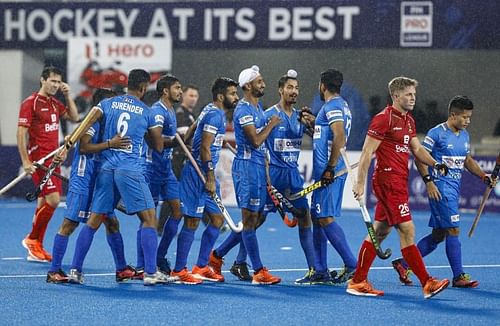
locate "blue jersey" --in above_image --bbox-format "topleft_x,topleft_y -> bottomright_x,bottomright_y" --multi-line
233,99 -> 267,166
96,94 -> 162,171
68,122 -> 102,195
191,103 -> 226,167
263,105 -> 303,168
423,122 -> 470,192
312,96 -> 352,180
148,100 -> 176,177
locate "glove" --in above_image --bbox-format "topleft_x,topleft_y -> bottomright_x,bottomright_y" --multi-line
434,162 -> 449,176
321,165 -> 336,185
481,174 -> 494,187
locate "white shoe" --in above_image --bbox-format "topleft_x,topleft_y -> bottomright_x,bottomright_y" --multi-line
68,268 -> 84,284
143,271 -> 172,286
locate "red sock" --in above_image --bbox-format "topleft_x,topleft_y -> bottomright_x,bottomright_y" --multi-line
352,240 -> 377,283
30,203 -> 56,244
402,244 -> 430,286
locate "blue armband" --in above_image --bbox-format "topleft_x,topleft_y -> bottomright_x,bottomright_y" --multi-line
202,160 -> 214,172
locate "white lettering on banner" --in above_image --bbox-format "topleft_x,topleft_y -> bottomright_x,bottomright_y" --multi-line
173,8 -> 194,41
147,9 -> 173,38
3,6 -> 360,44
268,6 -> 359,41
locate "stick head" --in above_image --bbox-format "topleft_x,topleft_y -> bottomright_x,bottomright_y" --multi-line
25,192 -> 38,202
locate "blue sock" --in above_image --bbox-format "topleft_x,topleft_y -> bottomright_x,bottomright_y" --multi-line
445,235 -> 463,278
235,242 -> 247,264
241,230 -> 262,271
299,226 -> 315,269
71,225 -> 97,272
140,227 -> 158,275
49,233 -> 69,272
323,222 -> 357,269
106,232 -> 126,271
196,225 -> 220,267
313,223 -> 327,272
136,228 -> 144,269
417,234 -> 439,257
173,226 -> 195,272
214,231 -> 241,257
157,217 -> 181,263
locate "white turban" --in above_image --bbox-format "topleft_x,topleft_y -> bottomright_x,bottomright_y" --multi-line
238,65 -> 260,87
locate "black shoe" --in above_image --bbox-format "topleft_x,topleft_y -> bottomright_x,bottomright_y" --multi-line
230,262 -> 252,281
46,269 -> 69,284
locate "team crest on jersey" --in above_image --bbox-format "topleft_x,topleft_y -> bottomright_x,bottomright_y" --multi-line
313,125 -> 321,139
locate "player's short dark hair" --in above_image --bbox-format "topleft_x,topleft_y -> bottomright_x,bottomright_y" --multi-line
182,84 -> 199,93
320,69 -> 343,94
128,69 -> 151,91
41,66 -> 63,80
211,77 -> 238,101
278,74 -> 297,89
92,88 -> 117,106
156,74 -> 180,95
448,95 -> 473,115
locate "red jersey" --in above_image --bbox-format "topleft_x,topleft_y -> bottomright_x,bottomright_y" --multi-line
367,105 -> 416,179
18,92 -> 67,160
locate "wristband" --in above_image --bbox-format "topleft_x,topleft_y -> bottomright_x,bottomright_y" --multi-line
422,175 -> 432,184
202,160 -> 214,172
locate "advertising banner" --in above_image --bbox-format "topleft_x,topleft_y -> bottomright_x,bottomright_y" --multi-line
366,155 -> 500,213
1,1 -> 499,49
67,37 -> 172,100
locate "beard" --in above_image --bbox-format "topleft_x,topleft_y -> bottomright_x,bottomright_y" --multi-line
252,88 -> 264,98
319,89 -> 325,101
224,98 -> 238,109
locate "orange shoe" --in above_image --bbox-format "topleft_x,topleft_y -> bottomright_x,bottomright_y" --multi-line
171,268 -> 203,285
423,277 -> 449,299
346,279 -> 384,297
192,265 -> 225,282
208,250 -> 224,275
22,237 -> 49,263
252,267 -> 281,285
39,245 -> 52,262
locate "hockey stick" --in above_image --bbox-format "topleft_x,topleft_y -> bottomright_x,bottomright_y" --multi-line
26,107 -> 101,201
0,145 -> 64,197
176,133 -> 243,233
264,157 -> 298,228
225,142 -> 297,227
468,152 -> 500,238
340,148 -> 392,259
287,162 -> 359,201
33,163 -> 68,183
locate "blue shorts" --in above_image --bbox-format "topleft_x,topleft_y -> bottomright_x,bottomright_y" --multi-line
180,163 -> 221,218
91,169 -> 154,215
264,165 -> 309,213
428,182 -> 460,229
232,159 -> 266,212
311,175 -> 347,219
148,167 -> 180,206
64,190 -> 91,223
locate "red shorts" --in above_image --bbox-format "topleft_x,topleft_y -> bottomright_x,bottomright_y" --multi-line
31,162 -> 62,198
372,175 -> 412,226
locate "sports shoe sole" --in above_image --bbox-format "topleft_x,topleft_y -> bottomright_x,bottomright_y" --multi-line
251,279 -> 281,285
424,281 -> 449,299
346,288 -> 384,296
192,274 -> 224,282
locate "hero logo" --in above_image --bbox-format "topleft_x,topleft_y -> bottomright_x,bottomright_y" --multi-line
441,156 -> 465,169
45,122 -> 59,132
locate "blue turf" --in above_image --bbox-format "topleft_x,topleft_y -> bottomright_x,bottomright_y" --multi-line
0,199 -> 499,325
